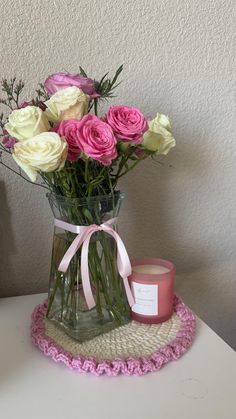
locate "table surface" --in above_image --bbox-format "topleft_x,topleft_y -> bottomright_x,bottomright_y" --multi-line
0,293 -> 235,419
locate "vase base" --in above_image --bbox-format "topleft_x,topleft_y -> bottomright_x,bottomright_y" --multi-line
47,307 -> 130,343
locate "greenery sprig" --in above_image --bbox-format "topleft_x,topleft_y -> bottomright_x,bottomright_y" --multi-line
0,78 -> 24,110
83,65 -> 124,115
94,64 -> 123,99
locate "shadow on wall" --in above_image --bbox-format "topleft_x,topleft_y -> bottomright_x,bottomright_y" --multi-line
0,177 -> 53,297
0,181 -> 15,296
121,138 -> 213,273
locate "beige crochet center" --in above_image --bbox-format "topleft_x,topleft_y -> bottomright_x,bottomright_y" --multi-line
44,314 -> 181,361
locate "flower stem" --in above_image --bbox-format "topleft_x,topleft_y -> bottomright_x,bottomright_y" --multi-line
94,98 -> 98,116
0,160 -> 50,190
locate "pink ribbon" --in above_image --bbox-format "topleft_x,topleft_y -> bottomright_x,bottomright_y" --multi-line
54,217 -> 135,310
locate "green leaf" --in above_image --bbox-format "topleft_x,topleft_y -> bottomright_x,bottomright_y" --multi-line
98,72 -> 109,87
82,208 -> 94,224
111,64 -> 123,87
79,66 -> 87,77
102,79 -> 111,93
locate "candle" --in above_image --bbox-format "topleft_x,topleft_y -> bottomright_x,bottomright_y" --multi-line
128,258 -> 175,324
132,264 -> 170,275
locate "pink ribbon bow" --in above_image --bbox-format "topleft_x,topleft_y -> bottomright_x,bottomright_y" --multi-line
54,217 -> 135,310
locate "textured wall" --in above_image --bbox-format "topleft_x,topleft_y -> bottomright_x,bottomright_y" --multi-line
0,0 -> 235,348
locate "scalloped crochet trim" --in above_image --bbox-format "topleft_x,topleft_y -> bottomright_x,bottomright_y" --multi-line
31,295 -> 196,376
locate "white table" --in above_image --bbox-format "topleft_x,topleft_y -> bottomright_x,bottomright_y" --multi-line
0,293 -> 235,419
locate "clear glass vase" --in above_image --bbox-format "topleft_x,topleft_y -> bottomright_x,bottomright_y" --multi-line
46,192 -> 130,342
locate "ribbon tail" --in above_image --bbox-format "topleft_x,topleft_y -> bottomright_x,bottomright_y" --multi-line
105,229 -> 135,307
123,276 -> 135,307
114,232 -> 132,277
58,233 -> 85,273
81,232 -> 96,310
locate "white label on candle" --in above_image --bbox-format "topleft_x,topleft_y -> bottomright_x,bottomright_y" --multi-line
131,282 -> 158,316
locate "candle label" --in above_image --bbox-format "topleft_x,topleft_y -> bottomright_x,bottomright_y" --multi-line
131,282 -> 158,316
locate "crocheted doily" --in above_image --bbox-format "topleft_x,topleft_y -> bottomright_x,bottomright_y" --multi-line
31,295 -> 196,376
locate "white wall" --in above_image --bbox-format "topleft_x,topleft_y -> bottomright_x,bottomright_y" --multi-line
0,0 -> 235,348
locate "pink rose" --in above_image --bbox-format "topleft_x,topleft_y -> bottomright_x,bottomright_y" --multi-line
106,105 -> 148,144
75,114 -> 117,165
44,72 -> 98,98
54,119 -> 82,161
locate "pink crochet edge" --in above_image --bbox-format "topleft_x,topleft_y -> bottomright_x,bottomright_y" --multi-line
31,295 -> 196,376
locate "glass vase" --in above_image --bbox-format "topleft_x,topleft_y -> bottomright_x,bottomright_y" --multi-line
46,192 -> 130,342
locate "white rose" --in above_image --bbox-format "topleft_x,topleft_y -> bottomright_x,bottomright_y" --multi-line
142,113 -> 175,155
45,86 -> 90,121
5,106 -> 50,141
12,132 -> 68,181
149,113 -> 172,132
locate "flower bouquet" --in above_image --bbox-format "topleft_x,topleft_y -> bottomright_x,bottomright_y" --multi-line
0,66 -> 175,341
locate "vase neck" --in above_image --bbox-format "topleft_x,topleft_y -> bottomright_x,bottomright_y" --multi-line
47,192 -> 125,225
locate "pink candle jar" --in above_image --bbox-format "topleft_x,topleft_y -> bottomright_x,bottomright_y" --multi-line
128,258 -> 175,324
